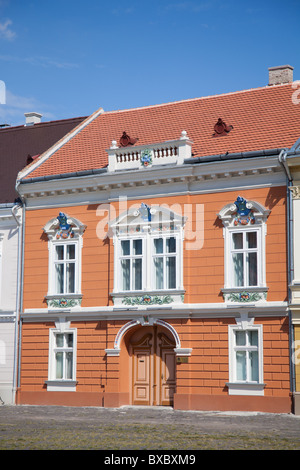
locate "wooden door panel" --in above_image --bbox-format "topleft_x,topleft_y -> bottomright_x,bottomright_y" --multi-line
133,349 -> 151,405
160,349 -> 176,406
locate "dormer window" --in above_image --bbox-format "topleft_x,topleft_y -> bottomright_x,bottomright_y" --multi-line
110,203 -> 186,306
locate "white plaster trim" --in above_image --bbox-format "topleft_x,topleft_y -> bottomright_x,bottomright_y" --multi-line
226,382 -> 265,396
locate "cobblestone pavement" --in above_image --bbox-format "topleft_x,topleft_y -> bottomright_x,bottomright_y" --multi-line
0,404 -> 300,451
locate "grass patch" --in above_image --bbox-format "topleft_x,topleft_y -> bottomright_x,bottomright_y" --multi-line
0,422 -> 299,450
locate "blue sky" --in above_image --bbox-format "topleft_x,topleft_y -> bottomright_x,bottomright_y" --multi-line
0,0 -> 299,126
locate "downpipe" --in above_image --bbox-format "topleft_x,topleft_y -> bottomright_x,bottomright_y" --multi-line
278,149 -> 296,400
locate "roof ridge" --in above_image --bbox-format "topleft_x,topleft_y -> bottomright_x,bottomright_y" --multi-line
103,82 -> 293,115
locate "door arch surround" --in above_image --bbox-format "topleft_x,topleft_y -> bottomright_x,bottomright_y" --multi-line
127,324 -> 176,406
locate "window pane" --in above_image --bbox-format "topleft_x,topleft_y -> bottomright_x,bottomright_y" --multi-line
133,239 -> 142,255
133,259 -> 142,290
154,238 -> 163,254
250,351 -> 259,382
247,231 -> 257,249
249,330 -> 258,347
236,351 -> 246,381
121,240 -> 130,256
167,257 -> 176,288
235,331 -> 246,346
55,264 -> 64,293
233,253 -> 244,286
154,257 -> 164,289
55,352 -> 63,379
55,245 -> 64,260
56,334 -> 64,348
66,263 -> 75,293
121,259 -> 130,290
66,333 -> 73,348
248,252 -> 257,286
232,233 -> 243,250
167,237 -> 176,253
67,244 -> 75,260
66,352 -> 73,379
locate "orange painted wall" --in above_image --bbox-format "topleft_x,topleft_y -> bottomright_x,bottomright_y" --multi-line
23,185 -> 287,310
19,315 -> 290,406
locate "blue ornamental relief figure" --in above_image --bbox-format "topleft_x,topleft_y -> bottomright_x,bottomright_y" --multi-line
139,203 -> 151,222
56,212 -> 74,239
233,196 -> 255,225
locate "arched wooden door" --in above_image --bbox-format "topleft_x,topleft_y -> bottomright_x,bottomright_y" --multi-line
130,326 -> 176,406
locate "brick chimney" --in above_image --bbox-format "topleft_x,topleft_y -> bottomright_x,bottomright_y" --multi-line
24,112 -> 42,125
268,65 -> 294,85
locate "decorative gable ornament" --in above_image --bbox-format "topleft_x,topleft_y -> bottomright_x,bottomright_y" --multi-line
43,212 -> 86,241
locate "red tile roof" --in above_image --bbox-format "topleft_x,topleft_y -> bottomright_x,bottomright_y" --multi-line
20,83 -> 300,181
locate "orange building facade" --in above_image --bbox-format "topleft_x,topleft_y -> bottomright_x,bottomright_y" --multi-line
15,72 -> 300,413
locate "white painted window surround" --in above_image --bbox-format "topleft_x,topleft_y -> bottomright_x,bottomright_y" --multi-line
227,316 -> 264,396
43,213 -> 86,308
46,319 -> 77,391
109,204 -> 186,306
218,198 -> 270,303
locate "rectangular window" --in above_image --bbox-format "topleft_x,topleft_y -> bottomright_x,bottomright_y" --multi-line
120,239 -> 143,291
52,332 -> 75,380
53,243 -> 76,294
231,230 -> 258,287
153,236 -> 177,290
233,329 -> 259,382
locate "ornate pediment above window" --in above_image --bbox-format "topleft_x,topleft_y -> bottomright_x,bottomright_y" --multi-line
107,131 -> 193,172
218,196 -> 270,228
43,212 -> 86,241
109,203 -> 186,236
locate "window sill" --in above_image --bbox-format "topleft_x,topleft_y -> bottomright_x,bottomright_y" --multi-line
222,287 -> 268,304
45,380 -> 77,392
111,290 -> 185,307
226,382 -> 266,396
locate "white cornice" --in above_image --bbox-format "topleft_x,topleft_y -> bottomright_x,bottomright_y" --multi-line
18,155 -> 285,208
22,301 -> 288,322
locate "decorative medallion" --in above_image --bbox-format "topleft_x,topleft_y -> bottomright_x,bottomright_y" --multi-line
56,212 -> 74,239
233,196 -> 255,225
140,149 -> 153,167
122,295 -> 174,306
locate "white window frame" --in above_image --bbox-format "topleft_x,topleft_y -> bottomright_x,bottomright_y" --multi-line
227,226 -> 262,289
228,322 -> 264,396
116,231 -> 181,293
49,239 -> 80,296
46,321 -> 77,392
